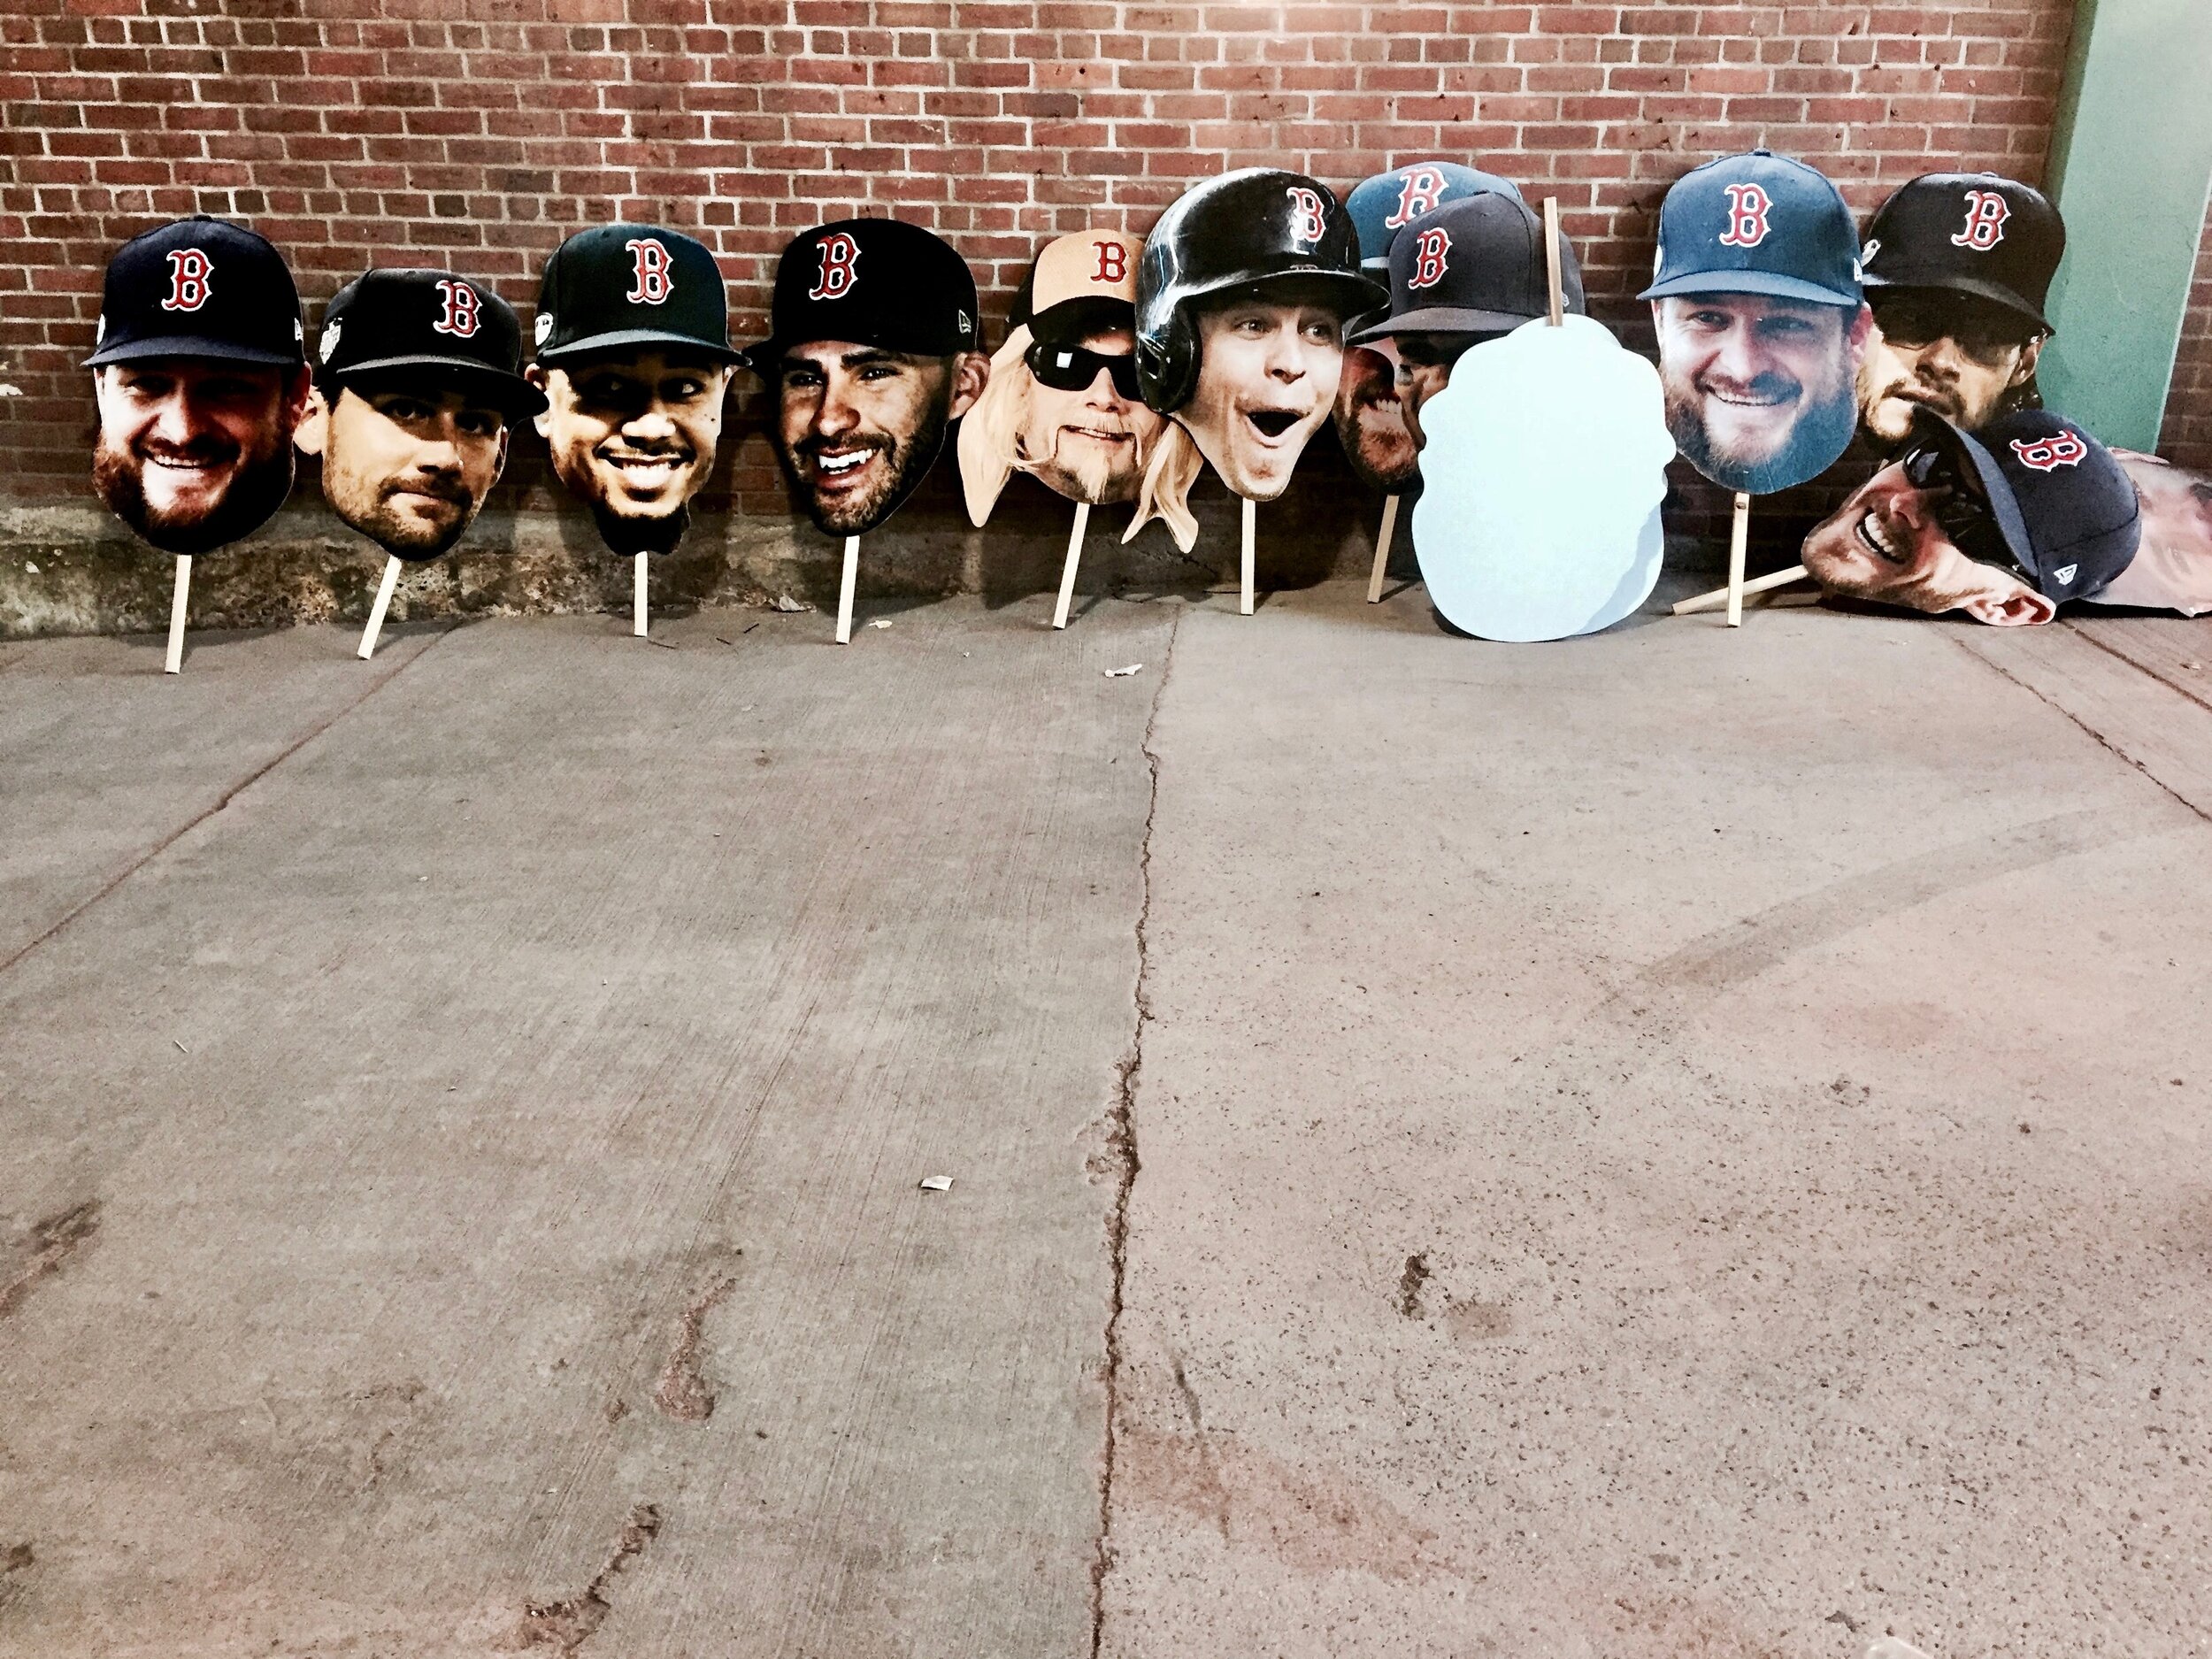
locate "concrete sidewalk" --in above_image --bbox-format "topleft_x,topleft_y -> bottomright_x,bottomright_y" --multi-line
1,585 -> 2208,1658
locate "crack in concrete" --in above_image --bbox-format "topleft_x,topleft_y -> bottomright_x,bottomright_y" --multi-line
1089,605 -> 1180,1659
510,1502 -> 661,1655
0,1200 -> 100,1321
0,625 -> 457,984
651,1274 -> 737,1423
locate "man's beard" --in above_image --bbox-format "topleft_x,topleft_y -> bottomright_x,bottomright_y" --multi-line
1028,419 -> 1147,505
1666,371 -> 1859,495
590,497 -> 690,557
336,480 -> 480,562
92,432 -> 296,556
800,396 -> 949,535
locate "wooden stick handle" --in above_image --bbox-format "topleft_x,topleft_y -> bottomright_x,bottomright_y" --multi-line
1240,495 -> 1256,616
835,534 -> 859,644
1672,565 -> 1809,615
1366,495 -> 1399,603
632,550 -> 649,637
1726,491 -> 1750,628
164,554 -> 190,674
1543,198 -> 1564,326
357,555 -> 402,659
1052,501 -> 1089,630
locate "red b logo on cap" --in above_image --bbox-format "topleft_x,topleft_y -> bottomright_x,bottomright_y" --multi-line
1407,227 -> 1452,291
1386,167 -> 1447,230
161,249 -> 212,312
2010,431 -> 2086,472
433,280 -> 480,337
1285,187 -> 1327,248
1092,239 -> 1126,285
625,239 -> 673,304
809,232 -> 860,302
1952,190 -> 2011,251
1717,183 -> 1772,249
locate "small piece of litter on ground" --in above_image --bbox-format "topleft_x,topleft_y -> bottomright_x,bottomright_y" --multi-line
1103,663 -> 1143,677
24,561 -> 38,574
868,618 -> 894,629
918,1176 -> 953,1193
772,593 -> 808,612
714,636 -> 733,645
173,1039 -> 188,1053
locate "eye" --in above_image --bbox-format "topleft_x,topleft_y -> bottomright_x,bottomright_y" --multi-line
1689,311 -> 1731,330
458,409 -> 503,437
1761,317 -> 1815,339
783,367 -> 824,390
856,363 -> 899,382
666,378 -> 708,400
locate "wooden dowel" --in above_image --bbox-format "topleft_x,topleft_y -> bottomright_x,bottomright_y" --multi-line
835,534 -> 859,644
1543,197 -> 1564,326
1365,494 -> 1400,603
1240,495 -> 1256,616
632,550 -> 649,637
1052,501 -> 1089,630
164,554 -> 190,675
1672,565 -> 1809,615
1726,491 -> 1750,628
357,554 -> 402,660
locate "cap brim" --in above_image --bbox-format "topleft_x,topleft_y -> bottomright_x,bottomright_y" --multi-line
332,354 -> 549,418
84,335 -> 303,369
1863,272 -> 2050,334
537,326 -> 744,365
742,332 -> 969,374
1352,304 -> 1536,341
1639,270 -> 1862,308
1916,411 -> 2040,580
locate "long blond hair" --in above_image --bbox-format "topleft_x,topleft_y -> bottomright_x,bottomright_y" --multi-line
956,325 -> 1034,526
1121,420 -> 1202,553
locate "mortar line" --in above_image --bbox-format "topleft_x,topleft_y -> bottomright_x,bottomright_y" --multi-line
1949,630 -> 2212,826
0,625 -> 457,983
1089,603 -> 1181,1659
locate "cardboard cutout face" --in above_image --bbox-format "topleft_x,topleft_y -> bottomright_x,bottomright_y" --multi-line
1021,327 -> 1164,505
2088,453 -> 2212,616
1180,297 -> 1345,501
1333,333 -> 1417,492
773,342 -> 985,535
1858,288 -> 2043,445
1411,315 -> 1675,641
1801,455 -> 2055,625
528,349 -> 732,555
296,380 -> 511,561
92,358 -> 306,554
1653,293 -> 1869,495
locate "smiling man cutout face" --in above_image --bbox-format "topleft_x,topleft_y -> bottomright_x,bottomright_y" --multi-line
527,224 -> 741,557
88,217 -> 311,554
1642,150 -> 1871,495
754,219 -> 987,538
296,269 -> 543,561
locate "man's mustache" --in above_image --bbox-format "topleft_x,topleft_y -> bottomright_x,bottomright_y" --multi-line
138,436 -> 239,465
1697,371 -> 1801,403
381,474 -> 471,505
797,432 -> 893,462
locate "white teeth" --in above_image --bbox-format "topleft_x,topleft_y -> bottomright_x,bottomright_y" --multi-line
1855,511 -> 1901,559
817,451 -> 869,475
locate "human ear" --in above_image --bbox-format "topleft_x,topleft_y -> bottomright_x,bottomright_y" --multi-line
488,424 -> 511,487
948,350 -> 990,421
2009,333 -> 2046,388
1846,301 -> 1874,363
526,365 -> 554,440
1957,584 -> 2057,626
294,384 -> 330,457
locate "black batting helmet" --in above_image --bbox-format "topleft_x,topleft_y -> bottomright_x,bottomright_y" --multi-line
1134,169 -> 1382,414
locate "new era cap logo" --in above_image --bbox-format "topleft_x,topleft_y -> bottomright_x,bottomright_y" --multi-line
2052,564 -> 2078,585
625,239 -> 673,304
1718,183 -> 1772,249
1952,190 -> 2010,251
2010,431 -> 2086,472
433,279 -> 480,338
809,232 -> 860,302
319,319 -> 342,364
1285,186 -> 1327,248
1386,167 -> 1448,230
161,249 -> 213,311
1407,226 -> 1451,291
534,312 -> 553,346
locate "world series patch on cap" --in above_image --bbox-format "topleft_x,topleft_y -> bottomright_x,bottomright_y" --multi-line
317,268 -> 545,419
751,219 -> 981,368
534,223 -> 741,365
1640,149 -> 1863,309
85,216 -> 304,369
1861,173 -> 2065,332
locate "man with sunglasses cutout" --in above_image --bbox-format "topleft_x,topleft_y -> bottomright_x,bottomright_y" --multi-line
959,230 -> 1167,519
1801,407 -> 2139,625
1857,173 -> 2062,448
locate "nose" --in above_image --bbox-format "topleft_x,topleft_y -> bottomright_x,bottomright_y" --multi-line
1712,324 -> 1765,387
415,422 -> 463,475
151,388 -> 201,447
622,400 -> 678,442
1915,335 -> 1966,384
1262,323 -> 1306,382
811,374 -> 859,438
1083,366 -> 1127,410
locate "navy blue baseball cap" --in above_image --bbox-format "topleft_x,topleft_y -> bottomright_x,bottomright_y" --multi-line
1351,192 -> 1585,340
534,223 -> 740,365
1640,149 -> 1863,309
749,219 -> 980,370
317,268 -> 544,419
1916,409 -> 2139,603
1346,163 -> 1526,274
1862,173 -> 2064,332
86,217 -> 304,368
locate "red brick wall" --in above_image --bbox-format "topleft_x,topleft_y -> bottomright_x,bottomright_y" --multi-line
1,0 -> 2091,528
2157,192 -> 2212,472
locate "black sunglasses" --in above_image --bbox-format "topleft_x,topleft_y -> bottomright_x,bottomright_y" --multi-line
1025,340 -> 1142,400
1900,442 -> 2022,575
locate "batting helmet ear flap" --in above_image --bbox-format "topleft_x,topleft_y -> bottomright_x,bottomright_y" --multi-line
1136,300 -> 1199,415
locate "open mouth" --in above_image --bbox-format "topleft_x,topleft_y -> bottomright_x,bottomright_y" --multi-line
1855,511 -> 1906,562
1243,409 -> 1302,442
601,449 -> 690,491
1060,426 -> 1132,446
1706,388 -> 1792,409
807,444 -> 887,489
143,451 -> 230,473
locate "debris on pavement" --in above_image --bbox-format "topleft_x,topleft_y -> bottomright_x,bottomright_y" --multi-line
1863,1642 -> 1932,1659
1103,663 -> 1143,678
868,618 -> 894,629
771,593 -> 809,612
918,1176 -> 953,1192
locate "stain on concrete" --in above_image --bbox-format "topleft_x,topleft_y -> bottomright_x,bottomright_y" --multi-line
1169,1356 -> 1232,1541
0,1542 -> 32,1613
509,1503 -> 661,1654
1443,1298 -> 1513,1342
0,1200 -> 100,1320
1394,1251 -> 1431,1319
652,1276 -> 737,1423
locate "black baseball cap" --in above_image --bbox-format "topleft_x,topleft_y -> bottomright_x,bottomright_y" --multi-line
534,223 -> 740,365
1915,409 -> 2139,603
85,216 -> 304,369
1351,191 -> 1584,340
1640,149 -> 1863,309
317,268 -> 544,419
1345,162 -> 1526,274
1862,173 -> 2064,333
749,218 -> 980,371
